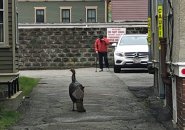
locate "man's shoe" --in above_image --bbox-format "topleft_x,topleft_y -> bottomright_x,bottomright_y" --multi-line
99,69 -> 103,72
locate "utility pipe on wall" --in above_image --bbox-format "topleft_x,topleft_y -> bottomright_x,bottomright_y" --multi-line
160,38 -> 171,86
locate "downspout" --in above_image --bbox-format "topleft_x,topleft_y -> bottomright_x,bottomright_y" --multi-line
160,38 -> 171,85
12,0 -> 16,73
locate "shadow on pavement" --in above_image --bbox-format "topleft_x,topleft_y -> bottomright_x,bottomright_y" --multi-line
120,69 -> 148,73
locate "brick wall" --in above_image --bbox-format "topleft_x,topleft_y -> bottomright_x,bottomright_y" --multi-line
176,77 -> 185,130
166,84 -> 173,113
18,27 -> 147,70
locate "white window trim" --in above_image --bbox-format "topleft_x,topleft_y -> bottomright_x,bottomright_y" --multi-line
85,6 -> 97,23
34,7 -> 46,23
0,0 -> 4,44
60,6 -> 72,23
0,0 -> 9,48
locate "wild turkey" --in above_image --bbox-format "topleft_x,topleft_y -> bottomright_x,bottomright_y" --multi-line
69,68 -> 86,112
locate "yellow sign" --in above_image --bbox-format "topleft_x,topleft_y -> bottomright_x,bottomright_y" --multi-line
158,5 -> 163,38
147,17 -> 151,45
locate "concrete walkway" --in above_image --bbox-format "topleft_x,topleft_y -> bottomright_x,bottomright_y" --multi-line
9,68 -> 174,130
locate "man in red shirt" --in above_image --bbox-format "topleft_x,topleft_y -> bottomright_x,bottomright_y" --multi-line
94,35 -> 110,72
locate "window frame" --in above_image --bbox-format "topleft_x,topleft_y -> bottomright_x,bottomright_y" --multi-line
86,6 -> 97,23
15,2 -> 18,43
60,6 -> 72,23
0,0 -> 9,48
34,7 -> 46,23
0,0 -> 4,44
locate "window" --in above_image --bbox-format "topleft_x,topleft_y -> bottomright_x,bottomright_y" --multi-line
61,9 -> 70,23
108,1 -> 112,22
0,0 -> 4,43
35,7 -> 46,23
36,9 -> 44,23
86,6 -> 97,23
16,12 -> 19,45
60,7 -> 72,23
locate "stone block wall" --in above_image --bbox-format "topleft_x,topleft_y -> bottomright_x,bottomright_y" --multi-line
18,27 -> 147,70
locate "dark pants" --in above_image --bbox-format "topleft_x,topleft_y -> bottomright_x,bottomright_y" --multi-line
98,52 -> 109,70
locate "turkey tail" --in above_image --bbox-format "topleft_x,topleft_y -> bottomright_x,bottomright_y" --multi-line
76,100 -> 86,112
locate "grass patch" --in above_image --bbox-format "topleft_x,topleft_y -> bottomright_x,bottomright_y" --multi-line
19,76 -> 40,96
0,76 -> 39,130
0,109 -> 20,130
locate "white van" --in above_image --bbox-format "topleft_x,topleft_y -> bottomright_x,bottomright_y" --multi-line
113,34 -> 149,73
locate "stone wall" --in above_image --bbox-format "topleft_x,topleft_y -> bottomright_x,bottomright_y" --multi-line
18,27 -> 147,70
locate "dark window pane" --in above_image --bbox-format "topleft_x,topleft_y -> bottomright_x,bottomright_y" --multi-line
36,16 -> 44,23
0,0 -> 3,9
63,19 -> 70,23
88,10 -> 92,17
0,24 -> 3,42
0,0 -> 3,42
62,9 -> 70,23
0,11 -> 3,23
92,11 -> 95,17
87,9 -> 96,23
36,9 -> 44,23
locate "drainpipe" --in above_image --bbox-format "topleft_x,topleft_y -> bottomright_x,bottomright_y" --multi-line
160,38 -> 171,85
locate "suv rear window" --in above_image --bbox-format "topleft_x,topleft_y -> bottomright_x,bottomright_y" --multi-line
119,36 -> 147,45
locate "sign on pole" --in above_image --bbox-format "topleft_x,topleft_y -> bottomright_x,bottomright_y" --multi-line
147,17 -> 152,45
158,5 -> 163,38
107,28 -> 126,42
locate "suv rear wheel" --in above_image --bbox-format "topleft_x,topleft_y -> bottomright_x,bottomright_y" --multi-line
114,65 -> 121,73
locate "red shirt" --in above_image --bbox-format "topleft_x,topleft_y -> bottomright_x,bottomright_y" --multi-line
94,37 -> 110,53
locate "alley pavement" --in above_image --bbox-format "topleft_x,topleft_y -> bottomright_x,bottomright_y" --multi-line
9,68 -> 176,130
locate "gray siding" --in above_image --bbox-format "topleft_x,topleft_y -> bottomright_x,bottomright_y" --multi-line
15,49 -> 19,71
0,49 -> 13,73
0,0 -> 18,73
18,1 -> 105,23
0,0 -> 13,73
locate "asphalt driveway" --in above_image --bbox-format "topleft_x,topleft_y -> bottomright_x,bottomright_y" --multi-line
9,68 -> 175,130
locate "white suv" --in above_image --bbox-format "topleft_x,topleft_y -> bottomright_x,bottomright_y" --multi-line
113,34 -> 149,73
